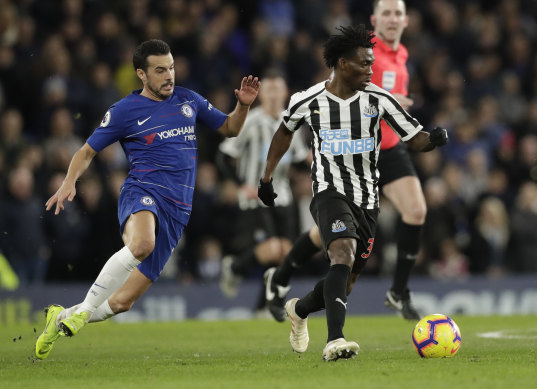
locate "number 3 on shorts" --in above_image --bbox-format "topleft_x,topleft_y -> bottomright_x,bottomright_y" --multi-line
360,238 -> 375,259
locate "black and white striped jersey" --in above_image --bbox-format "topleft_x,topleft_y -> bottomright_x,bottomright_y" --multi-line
220,106 -> 309,210
282,80 -> 422,209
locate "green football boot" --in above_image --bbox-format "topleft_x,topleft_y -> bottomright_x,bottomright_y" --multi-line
35,304 -> 64,360
59,311 -> 88,337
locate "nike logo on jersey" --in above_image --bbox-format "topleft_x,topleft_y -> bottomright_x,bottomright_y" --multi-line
137,116 -> 151,125
335,297 -> 347,309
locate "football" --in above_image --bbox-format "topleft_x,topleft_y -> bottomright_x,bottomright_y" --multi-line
412,314 -> 462,358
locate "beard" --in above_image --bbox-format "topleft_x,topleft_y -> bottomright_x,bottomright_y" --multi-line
148,81 -> 174,100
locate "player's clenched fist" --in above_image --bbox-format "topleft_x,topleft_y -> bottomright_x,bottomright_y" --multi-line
429,127 -> 449,147
258,178 -> 278,207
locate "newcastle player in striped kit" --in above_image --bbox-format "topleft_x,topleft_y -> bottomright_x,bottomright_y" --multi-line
258,25 -> 448,361
217,71 -> 308,311
264,0 -> 424,322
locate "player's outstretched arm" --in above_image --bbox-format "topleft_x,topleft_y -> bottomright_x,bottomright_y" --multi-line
45,142 -> 97,215
406,127 -> 448,152
218,75 -> 260,138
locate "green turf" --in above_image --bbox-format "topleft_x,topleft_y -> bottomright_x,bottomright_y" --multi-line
1,315 -> 536,389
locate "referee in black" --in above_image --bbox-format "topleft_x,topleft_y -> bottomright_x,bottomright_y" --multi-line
258,25 -> 448,361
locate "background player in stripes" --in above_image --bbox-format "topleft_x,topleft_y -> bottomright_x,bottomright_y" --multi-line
35,39 -> 260,360
258,25 -> 448,361
216,70 -> 309,314
264,0 -> 423,322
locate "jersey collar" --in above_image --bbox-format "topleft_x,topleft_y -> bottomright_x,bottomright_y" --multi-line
373,36 -> 398,54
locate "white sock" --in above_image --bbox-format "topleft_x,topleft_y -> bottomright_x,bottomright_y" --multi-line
88,300 -> 115,322
56,300 -> 116,327
75,246 -> 139,319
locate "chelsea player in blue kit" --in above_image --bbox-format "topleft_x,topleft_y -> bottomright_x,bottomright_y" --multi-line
35,39 -> 260,359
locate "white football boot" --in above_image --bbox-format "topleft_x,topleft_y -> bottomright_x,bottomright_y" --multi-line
285,298 -> 309,353
322,338 -> 360,361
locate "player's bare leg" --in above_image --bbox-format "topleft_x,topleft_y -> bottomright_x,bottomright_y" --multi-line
108,267 -> 153,314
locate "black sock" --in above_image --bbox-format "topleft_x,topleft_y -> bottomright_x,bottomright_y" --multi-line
324,264 -> 350,342
231,251 -> 257,277
392,221 -> 421,294
295,279 -> 325,319
274,232 -> 319,286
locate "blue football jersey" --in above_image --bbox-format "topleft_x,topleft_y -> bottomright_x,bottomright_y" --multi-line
87,87 -> 227,224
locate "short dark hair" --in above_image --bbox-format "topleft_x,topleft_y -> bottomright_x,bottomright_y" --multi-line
133,39 -> 171,72
323,25 -> 375,69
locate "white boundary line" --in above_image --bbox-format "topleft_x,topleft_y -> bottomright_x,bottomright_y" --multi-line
477,329 -> 537,339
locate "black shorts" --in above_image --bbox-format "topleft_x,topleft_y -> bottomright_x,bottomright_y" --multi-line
378,142 -> 417,188
234,206 -> 297,251
310,190 -> 378,274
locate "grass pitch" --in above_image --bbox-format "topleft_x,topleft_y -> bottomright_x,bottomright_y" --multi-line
1,314 -> 536,389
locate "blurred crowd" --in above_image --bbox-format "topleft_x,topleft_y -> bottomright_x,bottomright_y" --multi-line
0,0 -> 536,288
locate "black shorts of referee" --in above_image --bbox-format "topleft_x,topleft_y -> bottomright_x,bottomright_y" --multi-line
378,142 -> 418,188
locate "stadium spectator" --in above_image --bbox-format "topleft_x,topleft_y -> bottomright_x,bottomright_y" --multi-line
260,0 -> 295,37
35,39 -> 260,360
466,196 -> 510,275
513,134 -> 537,186
508,181 -> 537,272
257,25 -> 448,361
429,238 -> 469,280
0,166 -> 49,285
420,177 -> 459,269
196,236 -> 223,283
94,12 -> 123,70
44,172 -> 90,281
85,62 -> 122,133
0,108 -> 27,169
191,28 -> 235,96
43,107 -> 84,172
77,173 -> 123,280
180,161 -> 226,281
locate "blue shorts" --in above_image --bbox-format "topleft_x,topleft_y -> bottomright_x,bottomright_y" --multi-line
118,185 -> 185,281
